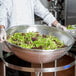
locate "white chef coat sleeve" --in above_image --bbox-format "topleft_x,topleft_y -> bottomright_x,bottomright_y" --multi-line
34,0 -> 56,26
0,0 -> 12,28
0,0 -> 8,28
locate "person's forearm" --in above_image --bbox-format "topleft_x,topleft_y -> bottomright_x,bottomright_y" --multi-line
34,0 -> 56,26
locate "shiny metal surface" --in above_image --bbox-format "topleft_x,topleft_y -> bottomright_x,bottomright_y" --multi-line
68,29 -> 76,38
3,25 -> 75,64
4,60 -> 76,72
2,53 -> 76,73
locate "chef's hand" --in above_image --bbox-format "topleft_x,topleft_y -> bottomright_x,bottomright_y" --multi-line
0,25 -> 6,42
0,25 -> 10,52
55,23 -> 68,31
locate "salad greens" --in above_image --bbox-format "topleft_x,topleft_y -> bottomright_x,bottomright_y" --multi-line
7,32 -> 65,50
67,25 -> 76,29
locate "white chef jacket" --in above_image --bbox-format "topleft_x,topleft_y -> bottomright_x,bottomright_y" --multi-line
0,0 -> 56,28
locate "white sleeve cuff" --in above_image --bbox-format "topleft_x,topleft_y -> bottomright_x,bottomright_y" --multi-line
43,13 -> 56,26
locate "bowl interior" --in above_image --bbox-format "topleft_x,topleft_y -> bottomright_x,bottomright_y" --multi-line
6,25 -> 74,47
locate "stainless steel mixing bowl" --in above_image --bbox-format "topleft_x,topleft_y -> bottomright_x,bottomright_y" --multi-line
68,29 -> 76,38
3,25 -> 75,64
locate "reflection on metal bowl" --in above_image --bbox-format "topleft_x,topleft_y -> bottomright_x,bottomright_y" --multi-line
68,29 -> 76,38
3,25 -> 75,64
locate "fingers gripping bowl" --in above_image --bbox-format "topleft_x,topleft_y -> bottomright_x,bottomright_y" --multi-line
3,25 -> 74,64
